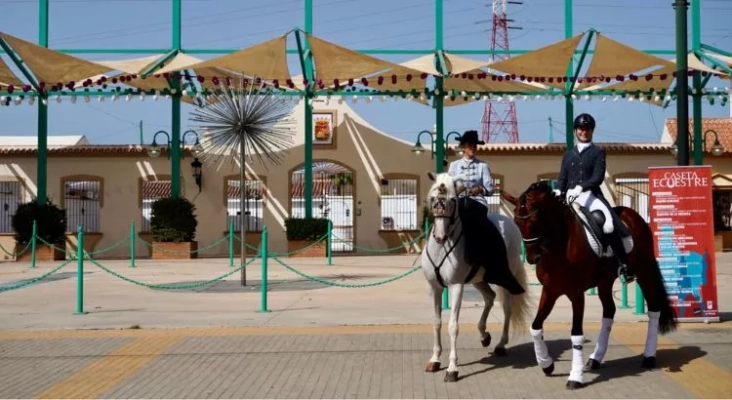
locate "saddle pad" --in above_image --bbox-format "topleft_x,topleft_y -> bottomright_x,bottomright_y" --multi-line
571,202 -> 634,258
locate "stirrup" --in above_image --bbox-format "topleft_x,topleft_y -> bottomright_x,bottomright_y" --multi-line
618,265 -> 635,284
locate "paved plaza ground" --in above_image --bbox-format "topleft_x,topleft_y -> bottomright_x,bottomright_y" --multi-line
0,252 -> 731,398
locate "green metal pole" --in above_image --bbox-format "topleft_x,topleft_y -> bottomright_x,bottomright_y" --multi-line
303,0 -> 314,218
36,0 -> 49,204
259,225 -> 270,313
691,0 -> 703,166
30,220 -> 37,268
170,0 -> 183,198
229,218 -> 235,267
130,220 -> 136,268
434,0 -> 449,312
634,282 -> 645,315
674,0 -> 690,166
620,282 -> 630,309
564,0 -> 574,151
75,225 -> 84,315
327,219 -> 332,266
139,120 -> 144,146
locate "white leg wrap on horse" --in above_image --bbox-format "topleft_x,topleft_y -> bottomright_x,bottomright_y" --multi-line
569,335 -> 585,383
644,311 -> 661,358
530,328 -> 553,368
589,318 -> 614,362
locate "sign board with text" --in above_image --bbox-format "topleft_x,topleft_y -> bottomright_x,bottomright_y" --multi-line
648,166 -> 719,322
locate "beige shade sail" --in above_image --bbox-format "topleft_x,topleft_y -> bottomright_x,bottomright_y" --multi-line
159,36 -> 291,82
486,33 -> 585,90
705,52 -> 732,67
400,54 -> 440,76
445,53 -> 490,76
153,53 -> 204,75
683,53 -> 728,76
307,34 -> 423,90
588,64 -> 676,100
444,71 -> 548,93
95,54 -> 163,75
576,34 -> 674,90
0,57 -> 22,86
0,32 -> 112,85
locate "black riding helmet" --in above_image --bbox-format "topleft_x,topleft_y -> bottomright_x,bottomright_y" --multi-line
573,113 -> 596,130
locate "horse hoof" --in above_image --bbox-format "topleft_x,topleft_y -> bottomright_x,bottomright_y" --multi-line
425,362 -> 441,373
585,358 -> 601,371
542,363 -> 555,376
566,380 -> 585,390
641,356 -> 656,369
444,371 -> 459,382
494,346 -> 507,357
481,333 -> 492,347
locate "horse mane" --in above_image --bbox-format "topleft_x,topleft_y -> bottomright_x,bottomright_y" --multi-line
427,173 -> 458,200
519,181 -> 555,203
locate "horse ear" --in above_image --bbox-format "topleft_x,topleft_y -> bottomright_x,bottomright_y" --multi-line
502,191 -> 519,207
427,171 -> 436,181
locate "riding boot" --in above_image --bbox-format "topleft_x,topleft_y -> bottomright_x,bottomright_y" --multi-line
608,233 -> 635,284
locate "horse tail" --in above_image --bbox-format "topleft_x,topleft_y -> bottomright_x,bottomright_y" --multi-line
499,257 -> 531,336
626,208 -> 678,335
643,254 -> 678,334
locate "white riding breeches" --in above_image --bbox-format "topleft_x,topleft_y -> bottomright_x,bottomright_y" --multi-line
572,191 -> 614,234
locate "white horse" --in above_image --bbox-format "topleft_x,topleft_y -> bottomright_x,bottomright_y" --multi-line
421,171 -> 532,382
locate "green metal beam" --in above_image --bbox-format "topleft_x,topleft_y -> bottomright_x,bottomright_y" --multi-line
1,48 -> 683,56
698,52 -> 732,75
700,43 -> 732,58
140,49 -> 178,79
691,0 -> 703,166
566,29 -> 595,95
0,38 -> 40,90
564,0 -> 575,151
674,0 -> 690,166
302,0 -> 315,219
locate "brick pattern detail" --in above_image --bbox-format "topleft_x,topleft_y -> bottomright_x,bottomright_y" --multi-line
287,240 -> 327,258
151,241 -> 198,260
15,243 -> 65,262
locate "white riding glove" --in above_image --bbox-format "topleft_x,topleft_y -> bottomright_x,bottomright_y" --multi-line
551,189 -> 561,197
566,185 -> 583,200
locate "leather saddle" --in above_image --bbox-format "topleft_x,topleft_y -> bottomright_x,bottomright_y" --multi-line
574,205 -> 632,249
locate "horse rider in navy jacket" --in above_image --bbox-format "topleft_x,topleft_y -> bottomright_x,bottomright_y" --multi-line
555,113 -> 636,284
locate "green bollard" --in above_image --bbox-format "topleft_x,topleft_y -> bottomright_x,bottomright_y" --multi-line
588,287 -> 597,296
228,219 -> 235,267
620,282 -> 630,309
30,220 -> 37,268
442,288 -> 450,310
130,220 -> 136,268
258,226 -> 270,313
326,219 -> 332,266
634,281 -> 645,315
75,225 -> 85,315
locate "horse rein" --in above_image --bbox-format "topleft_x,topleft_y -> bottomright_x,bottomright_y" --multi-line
425,184 -> 464,286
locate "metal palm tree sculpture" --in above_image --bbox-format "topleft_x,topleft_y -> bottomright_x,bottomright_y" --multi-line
189,77 -> 296,286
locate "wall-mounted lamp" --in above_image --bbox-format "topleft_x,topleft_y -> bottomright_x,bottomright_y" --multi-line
670,129 -> 724,158
191,157 -> 203,192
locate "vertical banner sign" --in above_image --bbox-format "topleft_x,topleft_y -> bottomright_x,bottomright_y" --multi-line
648,166 -> 719,322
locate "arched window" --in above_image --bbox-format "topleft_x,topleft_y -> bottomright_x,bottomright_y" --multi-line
138,175 -> 183,232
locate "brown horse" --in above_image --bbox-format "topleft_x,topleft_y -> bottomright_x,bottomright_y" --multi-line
503,181 -> 677,390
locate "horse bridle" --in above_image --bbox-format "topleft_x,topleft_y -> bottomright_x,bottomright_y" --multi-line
425,184 -> 464,286
514,199 -> 545,249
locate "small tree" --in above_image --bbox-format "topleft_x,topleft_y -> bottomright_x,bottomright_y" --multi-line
12,199 -> 67,245
150,197 -> 198,243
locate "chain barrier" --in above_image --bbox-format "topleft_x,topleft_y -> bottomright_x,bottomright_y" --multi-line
0,259 -> 74,293
0,241 -> 32,257
34,236 -> 75,255
236,233 -> 330,257
87,257 -> 257,290
137,236 -> 229,254
330,231 -> 426,253
270,256 -> 421,288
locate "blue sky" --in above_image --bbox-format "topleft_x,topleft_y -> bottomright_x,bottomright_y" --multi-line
1,0 -> 731,146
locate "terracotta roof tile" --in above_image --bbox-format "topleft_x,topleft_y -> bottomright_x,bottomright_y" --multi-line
0,145 -> 198,156
664,117 -> 732,155
142,181 -> 172,199
291,179 -> 337,198
226,181 -> 264,199
450,142 -> 673,154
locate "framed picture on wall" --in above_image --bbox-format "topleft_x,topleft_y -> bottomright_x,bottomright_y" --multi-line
313,110 -> 337,149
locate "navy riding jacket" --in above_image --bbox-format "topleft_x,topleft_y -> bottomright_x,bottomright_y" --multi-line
557,143 -> 607,200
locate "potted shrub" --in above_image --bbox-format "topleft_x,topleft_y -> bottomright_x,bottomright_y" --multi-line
150,197 -> 199,259
12,199 -> 67,261
284,217 -> 329,258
